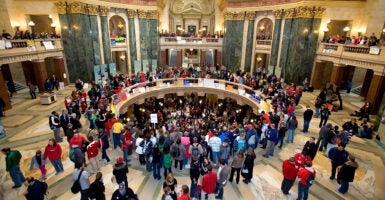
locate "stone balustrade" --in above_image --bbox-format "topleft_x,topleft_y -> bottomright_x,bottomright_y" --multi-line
255,40 -> 272,53
316,43 -> 385,74
0,39 -> 64,65
159,37 -> 223,50
114,78 -> 267,117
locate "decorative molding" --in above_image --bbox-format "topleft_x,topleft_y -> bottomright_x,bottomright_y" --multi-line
245,11 -> 256,20
0,50 -> 64,65
67,2 -> 87,14
313,6 -> 326,19
99,6 -> 110,16
283,6 -> 325,19
127,9 -> 136,18
283,8 -> 296,18
86,4 -> 99,15
55,1 -> 67,14
224,11 -> 245,20
137,9 -> 158,19
272,9 -> 284,19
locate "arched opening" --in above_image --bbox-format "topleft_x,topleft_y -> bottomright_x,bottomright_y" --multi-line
256,18 -> 273,40
109,15 -> 126,39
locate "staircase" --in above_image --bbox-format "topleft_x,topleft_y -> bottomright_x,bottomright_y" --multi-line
13,81 -> 27,92
350,85 -> 362,95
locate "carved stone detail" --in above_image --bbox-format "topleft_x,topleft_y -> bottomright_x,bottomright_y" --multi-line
224,11 -> 245,20
245,11 -> 256,20
67,2 -> 87,14
127,9 -> 136,18
99,6 -> 109,16
55,1 -> 67,14
86,4 -> 99,15
137,10 -> 158,19
272,9 -> 284,19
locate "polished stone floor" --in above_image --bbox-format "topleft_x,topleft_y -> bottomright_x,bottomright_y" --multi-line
0,85 -> 384,200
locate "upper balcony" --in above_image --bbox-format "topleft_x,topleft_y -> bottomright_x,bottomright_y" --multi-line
0,39 -> 64,65
316,43 -> 385,74
255,39 -> 272,54
159,37 -> 223,50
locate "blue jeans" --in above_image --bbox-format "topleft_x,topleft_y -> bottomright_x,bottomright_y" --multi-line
152,162 -> 161,179
303,120 -> 310,132
281,178 -> 294,194
113,133 -> 121,149
51,159 -> 64,173
297,183 -> 309,200
338,180 -> 349,194
9,165 -> 25,187
123,149 -> 131,163
287,129 -> 295,143
275,136 -> 284,148
102,148 -> 110,162
315,107 -> 320,117
212,151 -> 220,164
215,182 -> 224,198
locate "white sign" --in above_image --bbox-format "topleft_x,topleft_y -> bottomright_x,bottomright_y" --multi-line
43,41 -> 55,50
59,82 -> 65,90
150,113 -> 158,123
0,40 -> 5,50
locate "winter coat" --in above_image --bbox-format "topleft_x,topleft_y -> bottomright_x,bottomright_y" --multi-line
297,167 -> 316,186
113,163 -> 129,184
338,161 -> 358,182
43,144 -> 62,161
282,159 -> 298,181
5,150 -> 22,171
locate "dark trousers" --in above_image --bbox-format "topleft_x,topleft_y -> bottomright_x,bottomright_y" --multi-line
80,189 -> 89,200
338,180 -> 349,194
281,178 -> 295,194
331,162 -> 338,179
319,117 -> 328,128
164,167 -> 172,178
174,159 -> 183,170
229,167 -> 241,183
102,148 -> 110,162
139,154 -> 145,165
30,91 -> 36,99
215,182 -> 224,198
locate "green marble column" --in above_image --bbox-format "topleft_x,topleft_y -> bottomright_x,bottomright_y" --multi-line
128,18 -> 137,73
278,7 -> 323,85
223,20 -> 244,72
270,19 -> 282,74
58,13 -> 76,80
100,16 -> 112,63
244,20 -> 254,72
89,15 -> 101,65
139,18 -> 159,70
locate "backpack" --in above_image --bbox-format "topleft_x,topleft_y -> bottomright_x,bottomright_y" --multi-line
307,173 -> 315,186
39,180 -> 48,197
191,144 -> 200,158
248,135 -> 256,145
69,148 -> 76,162
172,144 -> 180,157
88,181 -> 97,199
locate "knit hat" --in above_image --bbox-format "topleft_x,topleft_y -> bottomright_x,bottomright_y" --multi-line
117,157 -> 124,164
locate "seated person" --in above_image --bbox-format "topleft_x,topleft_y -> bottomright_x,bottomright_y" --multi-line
358,125 -> 373,139
353,102 -> 371,121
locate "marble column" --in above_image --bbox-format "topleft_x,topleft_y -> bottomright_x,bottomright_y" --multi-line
330,64 -> 346,86
366,74 -> 385,115
177,50 -> 182,68
1,64 -> 15,93
360,69 -> 373,97
127,9 -> 137,73
244,12 -> 255,72
311,61 -> 326,89
21,61 -> 36,85
223,12 -> 245,72
32,60 -> 48,93
216,50 -> 223,67
138,10 -> 159,70
200,50 -> 206,66
279,7 -> 325,85
100,7 -> 112,64
53,57 -> 69,85
0,67 -> 11,110
270,10 -> 284,74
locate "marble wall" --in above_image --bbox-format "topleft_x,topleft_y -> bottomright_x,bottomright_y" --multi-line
101,16 -> 112,64
223,20 -> 244,72
279,17 -> 321,84
270,19 -> 282,74
139,19 -> 159,70
128,18 -> 137,73
244,20 -> 254,72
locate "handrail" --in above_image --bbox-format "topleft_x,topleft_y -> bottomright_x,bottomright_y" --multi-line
0,39 -> 61,50
256,40 -> 272,45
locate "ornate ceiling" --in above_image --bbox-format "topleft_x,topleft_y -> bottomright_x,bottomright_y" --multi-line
170,0 -> 215,15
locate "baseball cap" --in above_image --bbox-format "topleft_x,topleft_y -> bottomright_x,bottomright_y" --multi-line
117,157 -> 124,164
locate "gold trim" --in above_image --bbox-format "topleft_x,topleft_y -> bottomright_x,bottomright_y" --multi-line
313,6 -> 326,19
224,11 -> 245,20
55,1 -> 67,14
127,9 -> 136,18
283,8 -> 296,18
245,11 -> 256,20
86,4 -> 99,15
272,9 -> 283,19
295,6 -> 313,18
67,2 -> 87,14
137,9 -> 158,19
99,6 -> 109,16
283,6 -> 325,19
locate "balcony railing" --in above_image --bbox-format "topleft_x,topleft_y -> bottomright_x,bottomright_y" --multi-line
255,40 -> 272,53
256,40 -> 272,45
159,37 -> 223,47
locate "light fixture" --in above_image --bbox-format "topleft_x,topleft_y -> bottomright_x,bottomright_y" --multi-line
49,14 -> 52,19
256,57 -> 262,62
28,21 -> 35,27
327,19 -> 331,24
51,22 -> 57,28
259,26 -> 265,31
117,23 -> 124,29
343,26 -> 350,32
323,27 -> 329,32
383,28 -> 385,33
120,54 -> 126,60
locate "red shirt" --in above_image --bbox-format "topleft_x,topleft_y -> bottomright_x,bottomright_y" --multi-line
120,131 -> 133,150
294,153 -> 312,169
87,141 -> 99,158
43,144 -> 62,161
69,135 -> 86,148
177,193 -> 189,200
297,167 -> 316,186
202,172 -> 217,194
282,160 -> 299,181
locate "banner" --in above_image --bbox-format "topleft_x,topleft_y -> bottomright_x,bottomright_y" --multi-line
109,63 -> 117,76
134,60 -> 141,74
142,60 -> 149,73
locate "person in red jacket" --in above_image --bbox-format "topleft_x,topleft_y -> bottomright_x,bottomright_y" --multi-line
120,127 -> 133,164
177,185 -> 190,200
281,157 -> 299,195
294,150 -> 312,169
43,138 -> 63,175
201,164 -> 217,200
297,161 -> 316,200
87,136 -> 99,173
69,132 -> 86,149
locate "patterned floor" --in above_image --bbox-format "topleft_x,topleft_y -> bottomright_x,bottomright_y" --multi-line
0,86 -> 384,200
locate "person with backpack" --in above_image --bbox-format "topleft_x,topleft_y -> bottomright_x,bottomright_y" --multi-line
23,177 -> 45,200
2,147 -> 25,188
135,133 -> 145,165
141,134 -> 154,172
29,150 -> 46,180
297,161 -> 316,200
172,138 -> 186,171
99,128 -> 111,165
89,172 -> 106,200
49,111 -> 62,143
189,137 -> 203,162
73,162 -> 90,200
71,144 -> 85,169
113,157 -> 129,189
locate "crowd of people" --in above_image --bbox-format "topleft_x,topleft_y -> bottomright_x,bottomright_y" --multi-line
0,64 -> 368,200
323,32 -> 385,47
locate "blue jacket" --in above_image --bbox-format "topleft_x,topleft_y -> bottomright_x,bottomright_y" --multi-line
328,147 -> 349,166
267,128 -> 278,142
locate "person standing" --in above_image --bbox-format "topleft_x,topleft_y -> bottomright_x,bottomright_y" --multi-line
316,123 -> 333,152
113,157 -> 129,188
1,147 -> 25,188
297,161 -> 316,200
49,111 -> 62,143
163,147 -> 173,179
337,154 -> 358,194
202,164 -> 217,200
215,159 -> 229,199
303,137 -> 317,160
172,138 -> 186,171
178,185 -> 190,200
59,109 -> 70,137
346,80 -> 353,94
23,177 -> 44,200
242,147 -> 256,184
112,118 -> 125,149
319,105 -> 331,128
302,106 -> 313,133
43,138 -> 64,175
87,136 -> 99,174
209,133 -> 221,166
120,128 -> 133,164
152,143 -> 162,180
89,172 -> 106,200
163,173 -> 178,200
263,124 -> 278,158
281,157 -> 298,195
328,144 -> 349,180
276,122 -> 287,149
99,128 -> 111,165
286,116 -> 298,143
27,83 -> 37,99
219,139 -> 231,164
228,150 -> 245,184
29,150 -> 47,180
73,163 -> 90,200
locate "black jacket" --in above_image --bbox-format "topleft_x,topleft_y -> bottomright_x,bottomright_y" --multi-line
113,163 -> 129,184
303,109 -> 314,121
338,161 -> 358,182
